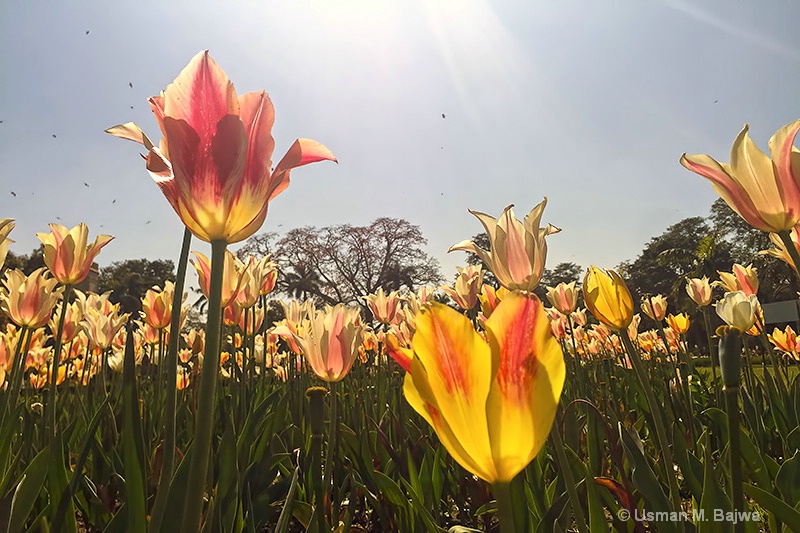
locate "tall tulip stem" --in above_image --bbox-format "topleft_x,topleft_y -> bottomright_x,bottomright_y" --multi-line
620,334 -> 683,523
151,227 -> 191,532
46,284 -> 72,440
492,482 -> 517,533
182,238 -> 226,532
719,329 -> 744,533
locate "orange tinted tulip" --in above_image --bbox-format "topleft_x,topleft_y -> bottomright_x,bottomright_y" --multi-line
36,223 -> 113,285
0,268 -> 63,328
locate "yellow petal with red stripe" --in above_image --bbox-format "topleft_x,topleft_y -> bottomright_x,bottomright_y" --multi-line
484,292 -> 565,482
408,302 -> 495,481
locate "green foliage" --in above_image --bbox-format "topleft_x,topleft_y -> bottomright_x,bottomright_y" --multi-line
98,258 -> 176,315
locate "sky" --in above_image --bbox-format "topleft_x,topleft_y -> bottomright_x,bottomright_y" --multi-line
2,0 -> 800,290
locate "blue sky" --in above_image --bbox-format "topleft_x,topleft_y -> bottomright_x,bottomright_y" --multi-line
2,0 -> 800,286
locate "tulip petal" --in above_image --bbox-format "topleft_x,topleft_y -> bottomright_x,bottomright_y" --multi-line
403,360 -> 494,481
268,138 -> 337,201
769,119 -> 800,211
105,122 -> 154,150
484,293 -> 564,482
410,303 -> 495,479
680,152 -> 770,231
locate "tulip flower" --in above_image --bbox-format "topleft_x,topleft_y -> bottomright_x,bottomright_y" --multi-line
364,287 -> 401,325
106,51 -> 336,244
768,326 -> 799,360
680,120 -> 800,233
293,304 -> 366,382
546,281 -> 579,315
666,313 -> 690,335
36,223 -> 113,285
582,266 -> 634,331
141,281 -> 177,329
641,294 -> 668,322
716,291 -> 759,333
448,198 -> 560,292
441,265 -> 484,310
0,268 -> 63,329
191,250 -> 248,308
685,276 -> 713,306
760,226 -> 800,270
0,218 -> 15,271
715,264 -> 759,296
571,307 -> 588,327
403,292 -> 564,484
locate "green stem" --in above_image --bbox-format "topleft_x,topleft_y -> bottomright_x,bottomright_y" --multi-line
307,386 -> 328,533
3,326 -> 31,418
150,227 -> 191,533
778,229 -> 800,285
701,307 -> 718,385
46,284 -> 72,440
550,415 -> 589,533
620,334 -> 683,523
181,238 -> 226,532
719,330 -> 744,533
492,482 -> 517,533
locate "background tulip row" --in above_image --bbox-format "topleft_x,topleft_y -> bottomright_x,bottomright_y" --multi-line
1,51 -> 800,532
0,208 -> 799,532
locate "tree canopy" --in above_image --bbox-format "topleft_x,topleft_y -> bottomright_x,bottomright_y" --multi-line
240,218 -> 442,306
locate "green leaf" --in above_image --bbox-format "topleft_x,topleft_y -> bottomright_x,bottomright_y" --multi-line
121,330 -> 147,533
775,451 -> 800,508
274,466 -> 300,533
743,482 -> 800,531
8,447 -> 49,533
371,470 -> 408,508
697,435 -> 731,533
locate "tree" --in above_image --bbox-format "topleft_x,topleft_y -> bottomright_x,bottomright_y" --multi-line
619,216 -> 735,311
243,218 -> 443,306
3,245 -> 45,275
709,198 -> 800,303
99,259 -> 176,315
534,262 -> 583,303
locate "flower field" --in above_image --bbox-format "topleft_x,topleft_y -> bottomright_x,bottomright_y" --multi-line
1,52 -> 799,532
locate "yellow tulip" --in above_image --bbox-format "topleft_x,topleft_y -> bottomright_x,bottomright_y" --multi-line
403,292 -> 564,484
665,313 -> 690,335
582,266 -> 634,331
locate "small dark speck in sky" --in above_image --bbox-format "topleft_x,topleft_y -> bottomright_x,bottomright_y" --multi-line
146,220 -> 151,224
441,113 -> 445,118
52,134 -> 56,138
112,199 -> 117,204
129,82 -> 133,88
10,191 -> 16,197
85,30 -> 89,35
84,182 -> 89,187
714,100 -> 718,103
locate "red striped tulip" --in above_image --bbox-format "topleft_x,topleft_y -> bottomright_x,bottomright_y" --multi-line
107,51 -> 336,243
545,281 -> 579,315
403,292 -> 565,484
680,120 -> 800,233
